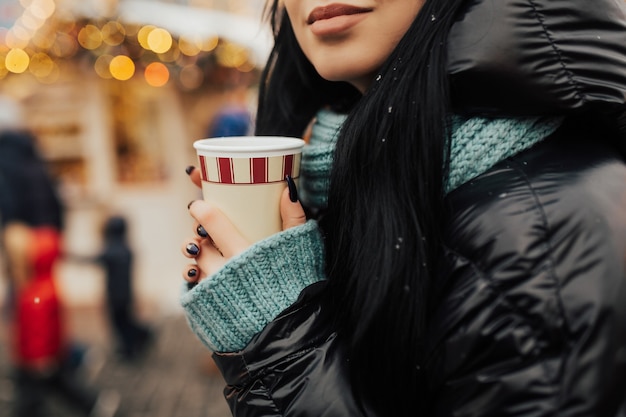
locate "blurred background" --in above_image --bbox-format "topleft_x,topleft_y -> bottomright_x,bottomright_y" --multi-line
0,0 -> 271,416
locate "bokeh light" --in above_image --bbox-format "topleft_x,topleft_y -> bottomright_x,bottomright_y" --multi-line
102,21 -> 125,46
157,39 -> 179,62
37,61 -> 59,84
32,30 -> 55,49
178,36 -> 201,56
5,28 -> 29,49
109,55 -> 135,80
147,28 -> 172,54
28,52 -> 54,77
52,32 -> 78,58
144,62 -> 169,87
30,0 -> 56,20
94,54 -> 114,79
78,25 -> 103,50
19,12 -> 43,31
0,4 -> 260,92
179,64 -> 203,90
200,36 -> 219,52
13,24 -> 32,42
137,25 -> 155,50
5,48 -> 30,73
237,60 -> 255,73
216,43 -> 248,68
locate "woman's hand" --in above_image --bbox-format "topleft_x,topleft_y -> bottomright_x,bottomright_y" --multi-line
181,167 -> 307,285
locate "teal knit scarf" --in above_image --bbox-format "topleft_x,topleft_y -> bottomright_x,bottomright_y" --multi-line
299,109 -> 563,209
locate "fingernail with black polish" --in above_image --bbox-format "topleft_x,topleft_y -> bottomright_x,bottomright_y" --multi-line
186,243 -> 200,256
196,225 -> 208,238
285,175 -> 298,203
187,268 -> 198,278
188,200 -> 197,210
185,166 -> 195,175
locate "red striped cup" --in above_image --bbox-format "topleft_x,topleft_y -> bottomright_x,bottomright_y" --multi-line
193,136 -> 305,242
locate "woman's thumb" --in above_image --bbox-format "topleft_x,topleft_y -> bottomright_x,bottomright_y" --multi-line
185,165 -> 202,188
281,177 -> 306,230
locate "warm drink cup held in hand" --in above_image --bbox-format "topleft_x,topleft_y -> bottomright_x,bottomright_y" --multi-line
193,136 -> 305,243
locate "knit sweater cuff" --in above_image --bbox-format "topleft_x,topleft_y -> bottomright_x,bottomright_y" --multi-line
180,220 -> 326,353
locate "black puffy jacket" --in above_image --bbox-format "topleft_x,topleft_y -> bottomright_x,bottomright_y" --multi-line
211,0 -> 626,415
448,0 -> 626,119
214,117 -> 626,417
425,118 -> 626,416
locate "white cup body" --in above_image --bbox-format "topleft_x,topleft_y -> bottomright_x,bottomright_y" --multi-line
193,136 -> 305,242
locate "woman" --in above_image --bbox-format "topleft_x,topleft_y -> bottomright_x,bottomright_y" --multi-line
181,0 -> 626,415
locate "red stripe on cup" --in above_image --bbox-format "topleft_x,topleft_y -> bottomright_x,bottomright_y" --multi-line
199,155 -> 208,181
251,158 -> 267,184
200,154 -> 298,184
217,158 -> 234,184
283,154 -> 294,180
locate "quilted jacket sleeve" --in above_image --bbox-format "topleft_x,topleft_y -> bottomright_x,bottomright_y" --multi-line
424,125 -> 626,416
212,281 -> 377,417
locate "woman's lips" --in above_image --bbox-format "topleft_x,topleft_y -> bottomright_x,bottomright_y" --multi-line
307,4 -> 373,24
307,4 -> 373,36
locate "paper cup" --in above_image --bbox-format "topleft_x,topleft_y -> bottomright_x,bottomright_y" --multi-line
193,136 -> 305,243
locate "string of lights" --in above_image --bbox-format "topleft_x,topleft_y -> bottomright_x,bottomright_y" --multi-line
0,0 -> 259,90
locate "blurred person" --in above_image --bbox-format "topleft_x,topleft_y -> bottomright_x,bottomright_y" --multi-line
206,104 -> 253,138
69,215 -> 153,361
206,86 -> 254,138
0,116 -> 118,417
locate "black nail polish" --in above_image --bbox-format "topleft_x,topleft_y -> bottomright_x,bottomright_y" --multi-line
196,225 -> 209,238
188,200 -> 196,210
185,166 -> 195,175
187,268 -> 198,278
186,243 -> 200,256
285,175 -> 298,203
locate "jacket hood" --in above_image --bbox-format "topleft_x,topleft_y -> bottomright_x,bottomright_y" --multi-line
448,0 -> 626,119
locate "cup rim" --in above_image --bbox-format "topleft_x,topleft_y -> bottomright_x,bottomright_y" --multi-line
194,136 -> 305,154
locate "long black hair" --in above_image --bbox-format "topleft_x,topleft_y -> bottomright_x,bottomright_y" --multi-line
257,0 -> 467,414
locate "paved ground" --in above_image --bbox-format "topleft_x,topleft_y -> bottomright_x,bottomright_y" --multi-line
0,306 -> 231,417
